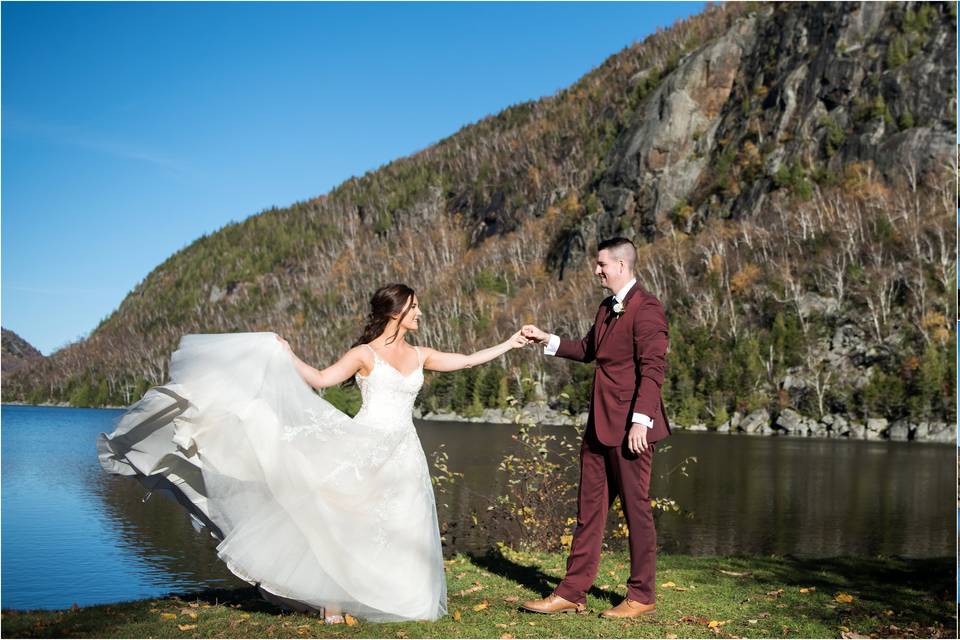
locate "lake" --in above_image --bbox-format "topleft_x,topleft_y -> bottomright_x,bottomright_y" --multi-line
1,404 -> 954,611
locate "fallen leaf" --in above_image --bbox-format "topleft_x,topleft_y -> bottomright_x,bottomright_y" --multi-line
473,601 -> 489,612
747,619 -> 758,624
161,613 -> 178,620
840,632 -> 868,639
673,586 -> 689,592
503,596 -> 519,603
666,635 -> 679,639
718,569 -> 753,577
181,609 -> 198,619
453,610 -> 462,622
189,602 -> 200,608
177,624 -> 197,631
799,587 -> 815,594
345,614 -> 358,626
835,592 -> 854,604
459,585 -> 484,596
708,620 -> 721,628
500,634 -> 514,639
882,609 -> 894,617
239,613 -> 251,620
149,608 -> 159,613
661,581 -> 677,588
456,573 -> 466,579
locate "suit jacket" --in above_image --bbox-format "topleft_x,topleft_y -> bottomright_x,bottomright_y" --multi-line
556,283 -> 671,447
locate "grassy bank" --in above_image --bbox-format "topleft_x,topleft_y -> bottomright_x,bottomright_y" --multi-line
2,550 -> 954,638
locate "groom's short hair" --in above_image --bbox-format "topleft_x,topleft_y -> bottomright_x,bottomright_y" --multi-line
597,237 -> 637,271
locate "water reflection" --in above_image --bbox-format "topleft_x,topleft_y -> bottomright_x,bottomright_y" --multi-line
417,422 -> 956,558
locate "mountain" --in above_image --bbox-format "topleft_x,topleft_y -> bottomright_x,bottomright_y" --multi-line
4,2 -> 955,439
2,328 -> 44,377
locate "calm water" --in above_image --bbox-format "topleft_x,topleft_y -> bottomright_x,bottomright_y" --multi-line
1,405 -> 955,611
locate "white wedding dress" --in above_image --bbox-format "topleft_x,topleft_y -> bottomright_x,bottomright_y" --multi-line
98,332 -> 447,622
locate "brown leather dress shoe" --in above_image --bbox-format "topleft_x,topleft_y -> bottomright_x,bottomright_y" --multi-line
599,598 -> 656,618
520,593 -> 586,614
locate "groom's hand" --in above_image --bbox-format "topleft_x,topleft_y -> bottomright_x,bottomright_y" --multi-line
521,324 -> 549,344
627,423 -> 649,455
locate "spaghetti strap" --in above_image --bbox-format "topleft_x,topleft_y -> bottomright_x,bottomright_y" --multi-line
414,346 -> 423,367
361,344 -> 377,358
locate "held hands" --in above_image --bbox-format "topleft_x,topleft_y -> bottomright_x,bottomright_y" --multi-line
521,324 -> 549,344
507,330 -> 531,349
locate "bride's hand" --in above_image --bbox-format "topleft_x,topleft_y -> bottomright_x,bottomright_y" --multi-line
507,330 -> 530,349
276,335 -> 293,354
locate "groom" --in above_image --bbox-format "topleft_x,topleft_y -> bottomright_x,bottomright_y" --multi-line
520,236 -> 670,618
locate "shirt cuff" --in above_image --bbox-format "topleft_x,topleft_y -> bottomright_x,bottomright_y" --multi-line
543,334 -> 560,356
632,413 -> 653,428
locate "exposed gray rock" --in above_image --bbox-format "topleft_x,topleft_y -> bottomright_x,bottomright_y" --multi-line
776,408 -> 803,433
925,422 -> 955,444
741,408 -> 770,434
866,418 -> 888,434
781,374 -> 806,391
598,15 -> 758,238
888,420 -> 909,442
688,424 -> 708,432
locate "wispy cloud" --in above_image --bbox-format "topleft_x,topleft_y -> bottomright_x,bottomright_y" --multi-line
3,285 -> 118,296
2,110 -> 192,178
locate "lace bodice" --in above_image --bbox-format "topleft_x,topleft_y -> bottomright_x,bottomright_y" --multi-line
353,345 -> 424,427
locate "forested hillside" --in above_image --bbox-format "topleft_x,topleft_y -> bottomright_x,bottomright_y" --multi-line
5,2 -> 955,439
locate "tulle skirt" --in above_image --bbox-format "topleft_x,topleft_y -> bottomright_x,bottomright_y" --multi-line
98,332 -> 447,622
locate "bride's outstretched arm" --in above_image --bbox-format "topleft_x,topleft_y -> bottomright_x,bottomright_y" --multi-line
277,336 -> 369,389
422,330 -> 528,373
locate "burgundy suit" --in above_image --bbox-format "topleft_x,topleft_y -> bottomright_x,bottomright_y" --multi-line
552,282 -> 670,606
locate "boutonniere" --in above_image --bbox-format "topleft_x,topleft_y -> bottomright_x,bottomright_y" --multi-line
612,299 -> 626,317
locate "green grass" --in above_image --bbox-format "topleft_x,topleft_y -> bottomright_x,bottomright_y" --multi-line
2,550 -> 954,638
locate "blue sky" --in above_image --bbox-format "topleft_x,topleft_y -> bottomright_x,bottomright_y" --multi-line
2,1 -> 705,355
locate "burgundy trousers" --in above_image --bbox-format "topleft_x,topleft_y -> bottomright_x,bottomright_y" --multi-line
554,427 -> 656,605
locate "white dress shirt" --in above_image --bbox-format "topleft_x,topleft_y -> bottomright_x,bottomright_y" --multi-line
543,278 -> 652,429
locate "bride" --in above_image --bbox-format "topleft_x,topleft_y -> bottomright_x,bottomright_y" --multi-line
98,283 -> 528,622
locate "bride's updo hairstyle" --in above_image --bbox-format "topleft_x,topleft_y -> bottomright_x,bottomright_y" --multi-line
353,283 -> 416,348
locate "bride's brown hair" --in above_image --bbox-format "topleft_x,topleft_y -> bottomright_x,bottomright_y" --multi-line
352,283 -> 416,348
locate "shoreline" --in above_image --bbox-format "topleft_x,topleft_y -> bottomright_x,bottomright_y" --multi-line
3,402 -> 953,444
415,404 -> 956,444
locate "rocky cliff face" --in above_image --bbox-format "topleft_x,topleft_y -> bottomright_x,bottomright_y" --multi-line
591,2 -> 954,247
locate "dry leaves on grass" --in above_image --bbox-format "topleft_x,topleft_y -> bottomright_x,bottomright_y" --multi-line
180,609 -> 198,619
459,584 -> 484,596
661,581 -> 688,591
160,613 -> 178,620
177,624 -> 197,631
453,610 -> 462,622
799,587 -> 816,594
835,592 -> 854,604
473,601 -> 489,612
503,596 -> 519,603
717,569 -> 753,577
